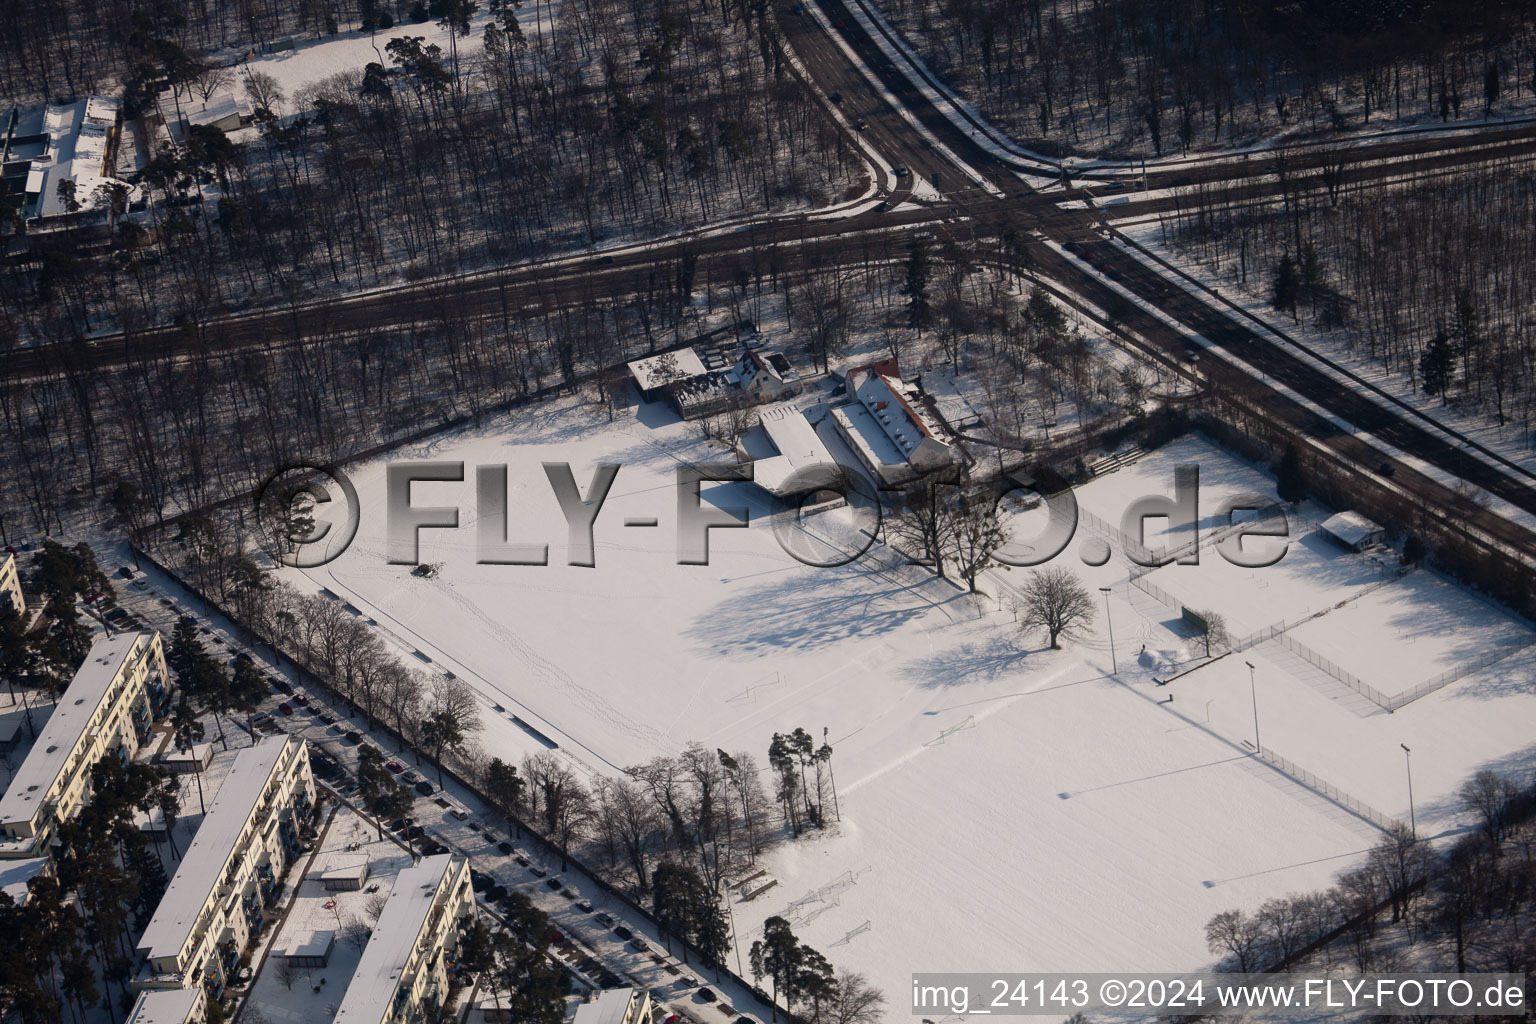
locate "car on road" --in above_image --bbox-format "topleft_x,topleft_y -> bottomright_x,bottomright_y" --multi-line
873,200 -> 890,213
595,912 -> 614,927
855,118 -> 867,130
278,703 -> 294,715
893,164 -> 909,177
414,780 -> 435,796
385,761 -> 405,774
612,926 -> 632,941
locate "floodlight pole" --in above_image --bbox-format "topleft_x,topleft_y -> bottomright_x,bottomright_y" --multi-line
1099,587 -> 1116,673
1246,661 -> 1260,754
1401,744 -> 1416,839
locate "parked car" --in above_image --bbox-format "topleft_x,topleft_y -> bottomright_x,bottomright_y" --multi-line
594,912 -> 614,927
828,91 -> 842,104
272,679 -> 294,695
293,694 -> 311,707
344,730 -> 362,743
544,877 -> 562,891
697,989 -> 717,1003
497,841 -> 514,855
471,870 -> 494,892
400,770 -> 420,784
612,926 -> 632,941
485,884 -> 508,902
414,780 -> 434,796
316,711 -> 337,725
278,703 -> 294,715
385,761 -> 405,774
527,865 -> 547,878
893,163 -> 909,177
627,936 -> 648,953
575,899 -> 594,913
449,808 -> 470,821
403,825 -> 425,840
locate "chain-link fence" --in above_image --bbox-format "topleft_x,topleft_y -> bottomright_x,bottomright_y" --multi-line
1257,746 -> 1404,833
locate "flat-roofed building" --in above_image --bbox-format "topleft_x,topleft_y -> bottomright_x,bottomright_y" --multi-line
136,735 -> 315,996
0,631 -> 169,859
126,987 -> 206,1024
333,855 -> 476,1024
0,552 -> 23,615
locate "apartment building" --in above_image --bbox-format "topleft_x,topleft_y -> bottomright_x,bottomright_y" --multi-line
136,735 -> 315,996
0,631 -> 169,859
126,987 -> 206,1024
573,987 -> 653,1024
0,552 -> 23,615
334,854 -> 477,1024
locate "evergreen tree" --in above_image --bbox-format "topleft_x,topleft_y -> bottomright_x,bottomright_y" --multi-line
1275,443 -> 1306,503
1272,251 -> 1301,322
901,240 -> 931,332
1419,329 -> 1455,400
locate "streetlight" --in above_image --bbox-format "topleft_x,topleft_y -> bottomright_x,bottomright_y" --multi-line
1245,661 -> 1260,753
1099,586 -> 1116,673
1401,744 -> 1416,839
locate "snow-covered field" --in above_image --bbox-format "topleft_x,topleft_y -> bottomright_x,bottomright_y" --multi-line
281,400 -> 1536,1004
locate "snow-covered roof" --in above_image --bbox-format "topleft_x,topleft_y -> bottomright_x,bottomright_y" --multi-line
0,857 -> 51,904
312,852 -> 369,881
751,406 -> 844,496
1319,510 -> 1384,548
832,401 -> 911,477
126,988 -> 203,1024
137,735 -> 304,964
333,855 -> 462,1024
0,631 -> 154,826
279,928 -> 336,959
574,988 -> 641,1024
27,96 -> 125,220
627,348 -> 707,390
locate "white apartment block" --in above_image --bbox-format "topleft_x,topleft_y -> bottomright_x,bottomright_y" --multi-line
136,735 -> 316,996
0,552 -> 23,615
334,854 -> 477,1024
0,630 -> 169,859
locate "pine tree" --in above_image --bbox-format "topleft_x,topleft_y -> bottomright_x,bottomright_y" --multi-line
1272,251 -> 1301,322
1275,443 -> 1306,503
901,240 -> 931,332
1419,329 -> 1455,400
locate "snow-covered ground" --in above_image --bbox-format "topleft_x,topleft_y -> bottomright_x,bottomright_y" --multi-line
274,402 -> 1536,1004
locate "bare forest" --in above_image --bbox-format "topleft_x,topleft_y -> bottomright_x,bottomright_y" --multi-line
1158,148 -> 1536,445
871,0 -> 1536,158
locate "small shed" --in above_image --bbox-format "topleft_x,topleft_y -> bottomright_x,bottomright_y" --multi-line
160,743 -> 214,773
277,928 -> 335,968
1319,510 -> 1386,552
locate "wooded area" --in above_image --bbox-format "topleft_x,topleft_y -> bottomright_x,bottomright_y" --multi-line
1159,149 -> 1536,446
873,0 -> 1536,157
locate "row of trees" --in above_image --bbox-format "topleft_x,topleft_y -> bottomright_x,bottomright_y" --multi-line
1206,768 -> 1536,975
874,0 -> 1536,158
